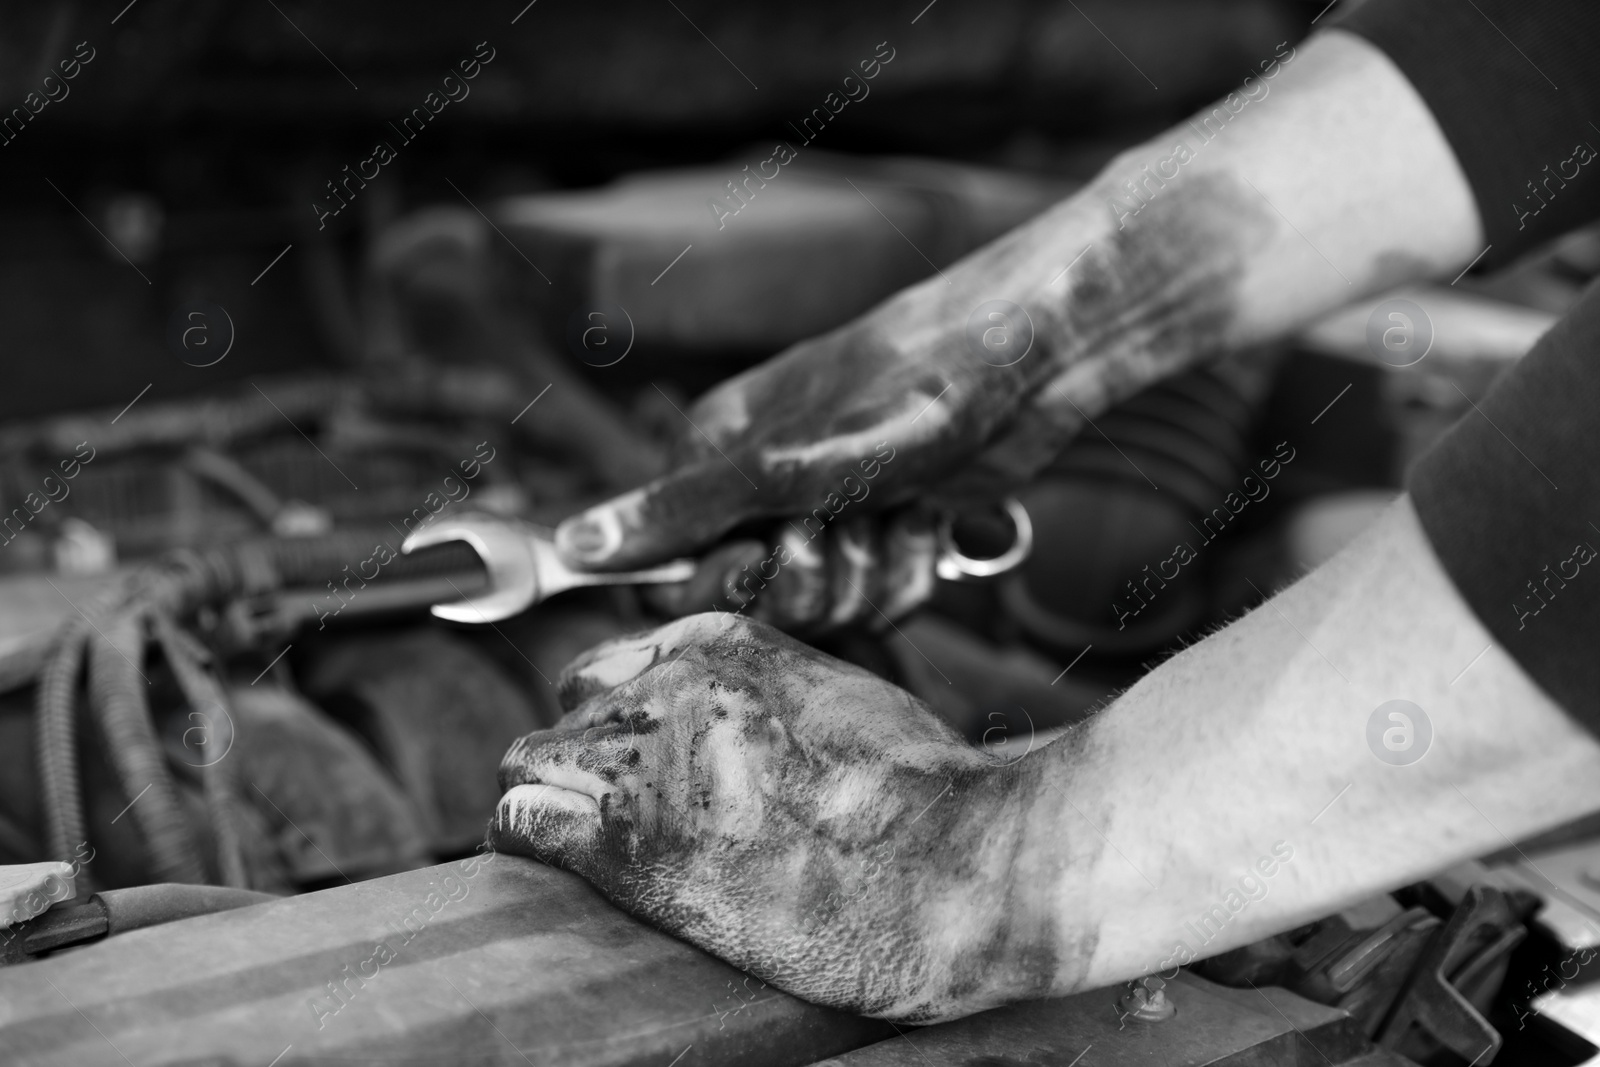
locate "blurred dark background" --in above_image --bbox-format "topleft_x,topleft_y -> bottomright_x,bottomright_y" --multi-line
0,0 -> 1316,418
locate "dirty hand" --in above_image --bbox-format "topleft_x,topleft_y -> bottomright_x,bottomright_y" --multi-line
551,218 -> 1109,628
549,145 -> 1254,623
636,511 -> 942,632
488,613 -> 1050,1021
552,263 -> 1078,580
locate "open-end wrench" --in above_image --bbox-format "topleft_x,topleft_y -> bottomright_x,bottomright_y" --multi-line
400,514 -> 697,623
402,499 -> 1033,624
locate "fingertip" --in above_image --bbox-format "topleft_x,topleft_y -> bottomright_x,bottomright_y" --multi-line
554,484 -> 682,570
555,501 -> 627,567
558,635 -> 663,711
826,516 -> 882,627
490,783 -> 603,864
558,465 -> 755,571
881,513 -> 938,620
759,526 -> 828,630
706,540 -> 771,611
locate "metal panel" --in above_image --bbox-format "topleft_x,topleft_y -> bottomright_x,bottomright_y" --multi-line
810,972 -> 1373,1066
0,855 -> 888,1066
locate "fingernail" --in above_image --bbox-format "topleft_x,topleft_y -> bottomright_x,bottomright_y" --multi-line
557,509 -> 621,563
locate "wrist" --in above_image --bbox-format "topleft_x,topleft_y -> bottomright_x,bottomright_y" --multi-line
875,165 -> 1244,428
883,753 -> 1085,1020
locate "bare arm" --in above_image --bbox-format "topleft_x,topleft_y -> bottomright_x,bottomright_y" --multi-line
1011,495 -> 1600,996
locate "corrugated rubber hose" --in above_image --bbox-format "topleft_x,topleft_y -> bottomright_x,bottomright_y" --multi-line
29,529 -> 485,886
34,617 -> 89,879
88,610 -> 208,885
152,610 -> 249,888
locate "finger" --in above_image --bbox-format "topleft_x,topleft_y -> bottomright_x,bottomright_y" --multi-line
488,782 -> 605,870
558,633 -> 660,714
499,724 -> 641,793
755,526 -> 829,631
554,459 -> 760,570
557,613 -> 739,712
930,376 -> 1089,499
879,512 -> 939,621
493,718 -> 647,869
682,365 -> 765,450
638,540 -> 766,618
825,516 -> 882,628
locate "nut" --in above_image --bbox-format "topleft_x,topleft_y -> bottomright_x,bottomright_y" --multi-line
1118,975 -> 1176,1022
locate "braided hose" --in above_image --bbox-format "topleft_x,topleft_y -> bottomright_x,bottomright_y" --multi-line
206,788 -> 252,889
34,619 -> 89,872
152,611 -> 249,888
87,610 -> 207,885
30,531 -> 484,885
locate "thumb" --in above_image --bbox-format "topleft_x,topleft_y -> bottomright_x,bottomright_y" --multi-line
488,782 -> 605,873
554,458 -> 760,570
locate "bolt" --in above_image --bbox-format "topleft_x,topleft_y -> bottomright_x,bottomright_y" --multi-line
1118,975 -> 1176,1022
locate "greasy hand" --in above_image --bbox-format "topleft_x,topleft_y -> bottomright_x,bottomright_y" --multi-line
551,157 -> 1266,577
489,613 -> 1048,1022
552,259 -> 1075,573
638,512 -> 940,632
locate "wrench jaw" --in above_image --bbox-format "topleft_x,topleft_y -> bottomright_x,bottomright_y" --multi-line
399,513 -> 542,624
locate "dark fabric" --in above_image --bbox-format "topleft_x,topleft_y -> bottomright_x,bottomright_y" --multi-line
1407,279 -> 1600,723
1335,0 -> 1600,270
1330,0 -> 1600,719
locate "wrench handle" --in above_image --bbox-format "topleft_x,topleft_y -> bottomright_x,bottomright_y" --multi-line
561,558 -> 699,590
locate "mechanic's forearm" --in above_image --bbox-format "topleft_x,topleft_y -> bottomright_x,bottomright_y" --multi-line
873,29 -> 1482,424
997,497 -> 1600,996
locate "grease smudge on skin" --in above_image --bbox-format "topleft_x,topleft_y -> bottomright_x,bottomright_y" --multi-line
491,614 -> 1092,1022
